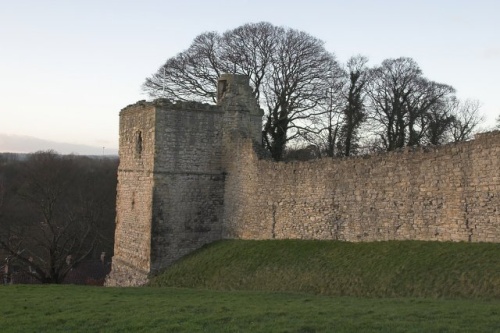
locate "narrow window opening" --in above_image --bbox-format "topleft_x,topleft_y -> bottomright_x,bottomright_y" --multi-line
135,131 -> 143,158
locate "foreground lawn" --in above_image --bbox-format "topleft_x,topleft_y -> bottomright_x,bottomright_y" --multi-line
1,285 -> 499,332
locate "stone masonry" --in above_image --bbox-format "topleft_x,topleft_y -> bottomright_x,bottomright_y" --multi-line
106,74 -> 263,286
106,74 -> 500,286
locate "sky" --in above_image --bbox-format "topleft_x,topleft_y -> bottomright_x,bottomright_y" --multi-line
0,0 -> 499,154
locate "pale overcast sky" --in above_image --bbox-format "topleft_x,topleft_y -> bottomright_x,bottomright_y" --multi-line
0,0 -> 499,154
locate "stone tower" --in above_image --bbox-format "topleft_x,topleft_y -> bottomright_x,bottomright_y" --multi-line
106,74 -> 263,286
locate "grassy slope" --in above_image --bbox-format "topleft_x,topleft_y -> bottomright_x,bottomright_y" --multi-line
150,240 -> 500,298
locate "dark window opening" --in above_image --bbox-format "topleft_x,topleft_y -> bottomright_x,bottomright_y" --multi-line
135,131 -> 143,158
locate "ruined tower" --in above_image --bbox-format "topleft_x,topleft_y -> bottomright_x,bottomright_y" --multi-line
106,74 -> 263,286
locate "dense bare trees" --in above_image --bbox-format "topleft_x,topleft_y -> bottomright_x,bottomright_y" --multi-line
143,22 -> 341,160
366,57 -> 456,151
143,23 -> 485,159
0,152 -> 117,283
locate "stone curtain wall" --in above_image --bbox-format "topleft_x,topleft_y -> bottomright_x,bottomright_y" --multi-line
223,131 -> 500,243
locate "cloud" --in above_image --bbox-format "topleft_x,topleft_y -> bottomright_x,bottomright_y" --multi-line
0,134 -> 118,156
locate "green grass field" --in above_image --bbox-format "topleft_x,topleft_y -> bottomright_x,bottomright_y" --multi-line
1,285 -> 500,332
2,240 -> 500,332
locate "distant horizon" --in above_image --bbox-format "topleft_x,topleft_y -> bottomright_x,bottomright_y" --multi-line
0,133 -> 118,156
3,126 -> 500,157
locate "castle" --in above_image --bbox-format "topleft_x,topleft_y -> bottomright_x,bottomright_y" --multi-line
106,74 -> 500,286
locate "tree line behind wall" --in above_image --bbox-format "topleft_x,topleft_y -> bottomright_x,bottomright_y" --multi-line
0,151 -> 117,284
143,22 -> 488,160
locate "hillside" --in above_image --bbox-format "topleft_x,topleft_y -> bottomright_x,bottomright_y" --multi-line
150,240 -> 500,298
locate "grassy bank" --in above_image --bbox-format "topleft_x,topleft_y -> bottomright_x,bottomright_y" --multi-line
1,285 -> 500,332
150,240 -> 500,298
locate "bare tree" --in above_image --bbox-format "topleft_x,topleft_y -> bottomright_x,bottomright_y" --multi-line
288,59 -> 345,158
366,57 -> 421,150
318,78 -> 343,158
220,22 -> 277,102
293,56 -> 369,158
448,99 -> 484,142
0,152 -> 117,283
142,22 -> 340,160
143,32 -> 223,102
366,57 -> 456,151
143,23 -> 279,103
261,29 -> 338,160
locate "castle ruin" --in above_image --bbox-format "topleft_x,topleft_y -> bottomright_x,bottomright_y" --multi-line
106,74 -> 500,287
